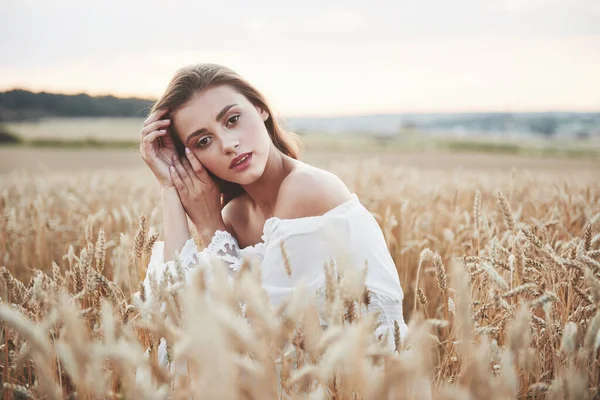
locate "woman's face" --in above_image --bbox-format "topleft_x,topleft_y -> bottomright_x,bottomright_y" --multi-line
172,85 -> 271,185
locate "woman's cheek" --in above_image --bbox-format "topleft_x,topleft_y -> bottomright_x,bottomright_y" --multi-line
206,149 -> 229,179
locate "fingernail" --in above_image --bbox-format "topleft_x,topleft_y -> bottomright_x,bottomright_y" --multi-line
185,147 -> 191,154
170,166 -> 176,173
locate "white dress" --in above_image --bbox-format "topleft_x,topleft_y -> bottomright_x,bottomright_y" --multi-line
141,193 -> 408,369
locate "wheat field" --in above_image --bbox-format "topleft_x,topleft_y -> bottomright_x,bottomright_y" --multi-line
0,152 -> 599,399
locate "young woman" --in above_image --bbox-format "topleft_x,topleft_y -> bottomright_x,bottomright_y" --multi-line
139,63 -> 408,367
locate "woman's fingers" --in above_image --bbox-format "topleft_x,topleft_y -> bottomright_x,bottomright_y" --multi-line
180,156 -> 193,173
181,157 -> 205,186
139,116 -> 171,159
141,119 -> 171,138
184,147 -> 210,184
172,154 -> 194,188
169,164 -> 186,195
143,108 -> 169,127
142,129 -> 167,144
139,129 -> 167,159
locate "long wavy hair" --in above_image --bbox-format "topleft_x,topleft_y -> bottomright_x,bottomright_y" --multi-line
149,63 -> 301,206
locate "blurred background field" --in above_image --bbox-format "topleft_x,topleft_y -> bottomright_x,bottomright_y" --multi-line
2,144 -> 599,176
1,113 -> 599,175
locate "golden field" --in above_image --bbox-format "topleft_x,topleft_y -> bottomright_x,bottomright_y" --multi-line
0,147 -> 599,399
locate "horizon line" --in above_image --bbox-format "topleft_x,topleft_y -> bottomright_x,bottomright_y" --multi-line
2,86 -> 599,117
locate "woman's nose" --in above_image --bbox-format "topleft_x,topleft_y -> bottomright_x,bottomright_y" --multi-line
221,135 -> 240,154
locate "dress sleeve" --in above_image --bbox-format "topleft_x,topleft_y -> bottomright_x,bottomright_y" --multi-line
142,230 -> 243,295
258,217 -> 353,307
136,230 -> 250,381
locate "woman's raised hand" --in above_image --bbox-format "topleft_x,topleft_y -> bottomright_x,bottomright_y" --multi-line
170,148 -> 226,238
140,108 -> 177,188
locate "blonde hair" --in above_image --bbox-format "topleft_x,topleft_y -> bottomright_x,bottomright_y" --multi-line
149,63 -> 301,205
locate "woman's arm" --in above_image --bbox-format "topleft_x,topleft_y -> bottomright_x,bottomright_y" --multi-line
138,108 -> 194,262
161,185 -> 191,262
142,149 -> 239,291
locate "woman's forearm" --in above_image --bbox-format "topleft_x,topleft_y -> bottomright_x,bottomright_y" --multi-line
162,186 -> 191,262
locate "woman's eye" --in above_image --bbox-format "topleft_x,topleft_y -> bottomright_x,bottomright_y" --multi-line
226,114 -> 240,127
196,137 -> 212,148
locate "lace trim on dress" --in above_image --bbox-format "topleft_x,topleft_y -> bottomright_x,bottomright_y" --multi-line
205,230 -> 267,272
145,230 -> 266,294
178,237 -> 201,271
207,230 -> 240,258
205,230 -> 242,271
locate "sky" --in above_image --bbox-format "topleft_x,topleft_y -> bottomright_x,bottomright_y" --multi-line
1,0 -> 599,116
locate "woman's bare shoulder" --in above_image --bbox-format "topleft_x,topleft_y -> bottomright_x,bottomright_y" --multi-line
222,192 -> 251,233
274,164 -> 352,220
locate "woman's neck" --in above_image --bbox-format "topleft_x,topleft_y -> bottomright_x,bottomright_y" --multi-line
241,144 -> 295,218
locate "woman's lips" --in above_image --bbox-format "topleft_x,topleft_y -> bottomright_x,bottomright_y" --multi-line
230,152 -> 252,171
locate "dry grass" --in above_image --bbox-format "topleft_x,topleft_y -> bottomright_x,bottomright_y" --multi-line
0,159 -> 599,399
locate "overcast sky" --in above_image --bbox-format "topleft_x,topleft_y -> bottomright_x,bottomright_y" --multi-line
2,0 -> 599,115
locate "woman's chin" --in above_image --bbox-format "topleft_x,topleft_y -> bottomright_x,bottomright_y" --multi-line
222,171 -> 262,186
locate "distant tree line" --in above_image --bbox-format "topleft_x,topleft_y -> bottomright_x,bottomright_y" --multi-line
0,89 -> 155,121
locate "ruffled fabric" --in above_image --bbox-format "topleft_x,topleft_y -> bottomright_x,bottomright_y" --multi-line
258,193 -> 405,308
137,192 -> 408,376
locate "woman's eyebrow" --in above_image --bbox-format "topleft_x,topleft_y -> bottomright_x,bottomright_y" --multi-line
185,104 -> 238,144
